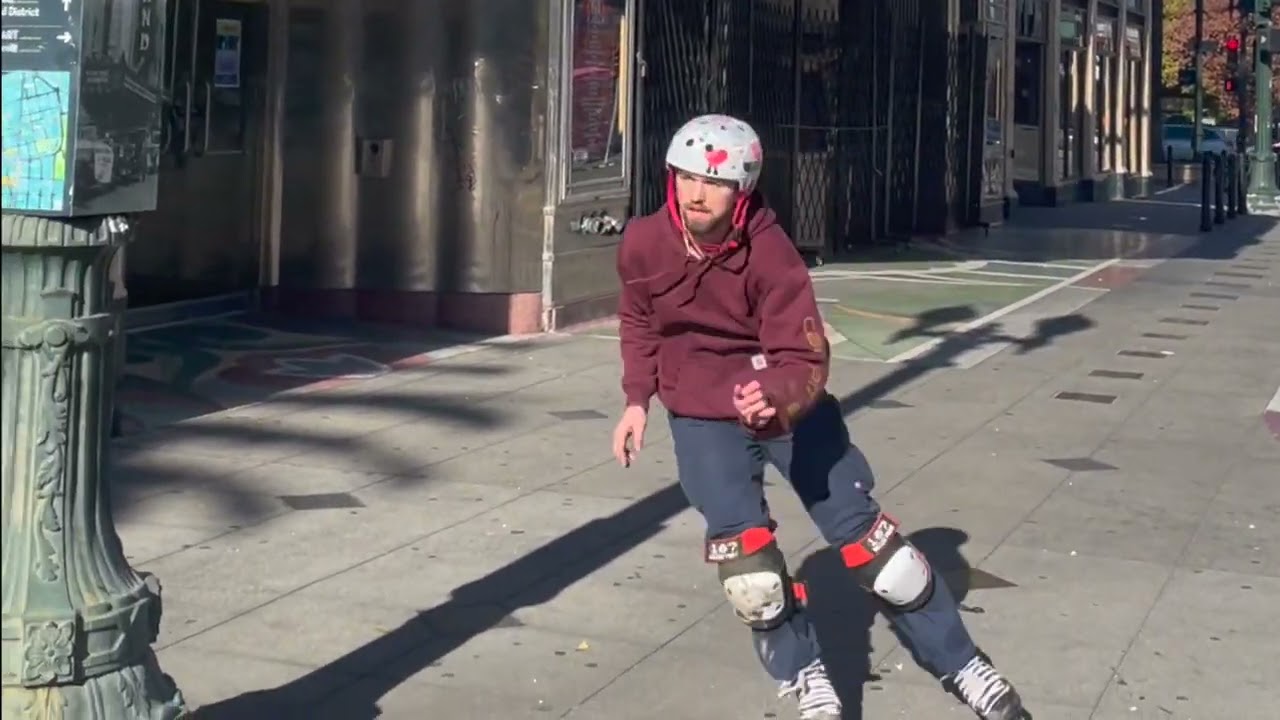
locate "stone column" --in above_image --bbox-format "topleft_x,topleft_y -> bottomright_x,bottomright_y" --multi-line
1,214 -> 186,720
1043,0 -> 1063,188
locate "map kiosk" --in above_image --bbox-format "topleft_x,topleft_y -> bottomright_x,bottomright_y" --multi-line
2,0 -> 165,215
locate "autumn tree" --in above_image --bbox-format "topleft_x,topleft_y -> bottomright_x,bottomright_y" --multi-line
1163,4 -> 1280,121
1162,0 -> 1247,118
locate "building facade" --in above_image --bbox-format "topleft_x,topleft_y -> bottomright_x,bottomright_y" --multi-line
1011,0 -> 1155,205
113,0 -> 1157,335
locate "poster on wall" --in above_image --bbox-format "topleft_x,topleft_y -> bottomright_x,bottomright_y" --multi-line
569,0 -> 624,169
213,19 -> 243,88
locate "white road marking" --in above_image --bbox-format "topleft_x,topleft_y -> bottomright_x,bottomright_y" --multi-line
887,258 -> 1121,363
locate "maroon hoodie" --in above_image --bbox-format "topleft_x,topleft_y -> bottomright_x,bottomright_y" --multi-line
615,197 -> 829,433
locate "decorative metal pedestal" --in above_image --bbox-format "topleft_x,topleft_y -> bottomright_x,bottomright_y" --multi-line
1,214 -> 186,720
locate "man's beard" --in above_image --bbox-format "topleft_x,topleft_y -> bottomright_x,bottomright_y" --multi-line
682,207 -> 727,237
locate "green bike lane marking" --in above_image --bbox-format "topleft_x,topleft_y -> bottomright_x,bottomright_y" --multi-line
564,258 -> 1117,365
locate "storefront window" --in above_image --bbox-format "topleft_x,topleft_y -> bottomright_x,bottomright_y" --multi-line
1014,0 -> 1046,127
1125,25 -> 1143,174
1094,16 -> 1117,173
566,0 -> 631,192
1059,7 -> 1086,179
983,35 -> 1007,200
1014,44 -> 1042,126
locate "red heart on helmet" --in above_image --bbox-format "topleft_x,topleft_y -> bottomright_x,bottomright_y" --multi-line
705,148 -> 729,167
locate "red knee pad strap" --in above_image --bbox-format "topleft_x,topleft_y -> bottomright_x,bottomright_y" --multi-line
705,526 -> 776,563
840,513 -> 901,568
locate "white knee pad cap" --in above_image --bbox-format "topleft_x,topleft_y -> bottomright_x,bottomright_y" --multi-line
723,571 -> 788,625
870,545 -> 932,607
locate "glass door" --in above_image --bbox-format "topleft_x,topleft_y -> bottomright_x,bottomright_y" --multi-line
127,0 -> 271,306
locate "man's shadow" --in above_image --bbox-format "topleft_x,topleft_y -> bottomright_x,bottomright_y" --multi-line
795,527 -> 976,720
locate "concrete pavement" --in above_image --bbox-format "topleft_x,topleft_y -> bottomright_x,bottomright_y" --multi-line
108,202 -> 1279,719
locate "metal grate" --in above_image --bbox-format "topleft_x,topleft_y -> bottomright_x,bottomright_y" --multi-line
636,0 -> 978,250
637,0 -> 722,215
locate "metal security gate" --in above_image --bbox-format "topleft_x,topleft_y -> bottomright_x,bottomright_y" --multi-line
636,0 -> 975,256
635,0 -> 752,216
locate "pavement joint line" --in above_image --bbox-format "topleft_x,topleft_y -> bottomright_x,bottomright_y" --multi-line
887,258 -> 1123,364
1086,449 -> 1254,719
154,445 -> 641,653
130,351 -> 624,566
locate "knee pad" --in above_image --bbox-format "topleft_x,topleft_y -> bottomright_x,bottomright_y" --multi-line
705,527 -> 804,631
840,513 -> 934,611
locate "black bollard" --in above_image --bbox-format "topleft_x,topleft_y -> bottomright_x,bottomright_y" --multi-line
1238,154 -> 1249,216
1226,154 -> 1237,219
1213,153 -> 1226,225
1167,145 -> 1175,187
1200,153 -> 1213,231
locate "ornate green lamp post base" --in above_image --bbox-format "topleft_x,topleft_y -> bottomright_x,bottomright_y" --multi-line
1,214 -> 187,719
1246,13 -> 1280,216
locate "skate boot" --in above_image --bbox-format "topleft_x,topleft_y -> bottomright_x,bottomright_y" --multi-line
777,658 -> 842,720
943,653 -> 1027,720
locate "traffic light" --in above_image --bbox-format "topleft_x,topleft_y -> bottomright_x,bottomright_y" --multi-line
1225,36 -> 1241,92
1225,35 -> 1241,63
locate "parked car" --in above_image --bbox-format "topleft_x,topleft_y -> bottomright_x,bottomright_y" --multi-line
1161,124 -> 1230,161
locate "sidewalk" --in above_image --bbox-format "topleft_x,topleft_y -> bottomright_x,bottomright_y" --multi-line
110,205 -> 1279,719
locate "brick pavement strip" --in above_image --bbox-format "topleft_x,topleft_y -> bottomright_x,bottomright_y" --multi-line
112,222 -> 1280,720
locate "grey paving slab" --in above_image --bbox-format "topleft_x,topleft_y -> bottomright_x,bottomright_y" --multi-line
318,677 -> 572,720
877,448 -> 1067,549
364,623 -> 654,714
172,580 -> 442,675
1110,386 -> 1267,448
407,436 -> 613,493
1089,569 -> 1280,720
118,484 -> 291,532
549,448 -> 679,501
1001,477 -> 1210,565
157,644 -> 357,716
896,363 -> 1055,410
877,546 -> 1171,710
139,479 -> 521,598
1180,477 -> 1280,577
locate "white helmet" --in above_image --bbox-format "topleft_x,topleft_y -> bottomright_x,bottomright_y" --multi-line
664,114 -> 764,193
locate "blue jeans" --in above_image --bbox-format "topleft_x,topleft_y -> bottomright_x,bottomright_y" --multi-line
669,393 -> 977,682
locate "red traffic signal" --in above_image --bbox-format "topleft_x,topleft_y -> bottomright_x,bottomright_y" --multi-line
1225,77 -> 1238,92
1225,36 -> 1241,52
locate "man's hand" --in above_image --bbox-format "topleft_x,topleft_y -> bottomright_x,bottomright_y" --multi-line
612,405 -> 648,467
733,381 -> 777,429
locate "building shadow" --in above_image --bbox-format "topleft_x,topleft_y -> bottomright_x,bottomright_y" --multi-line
116,312 -> 534,436
187,304 -> 1090,719
923,180 -> 1278,264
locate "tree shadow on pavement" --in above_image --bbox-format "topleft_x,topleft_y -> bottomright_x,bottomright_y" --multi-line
108,369 -> 517,530
116,313 -> 541,435
187,306 -> 1092,719
838,308 -> 1094,416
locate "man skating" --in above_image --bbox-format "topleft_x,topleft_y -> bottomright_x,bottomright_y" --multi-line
609,113 -> 1028,720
